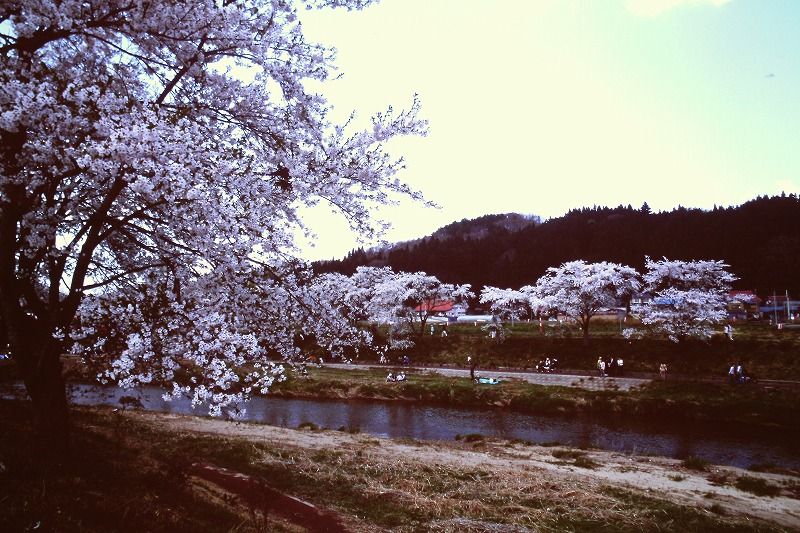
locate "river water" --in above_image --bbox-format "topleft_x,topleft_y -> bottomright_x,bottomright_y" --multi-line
5,383 -> 799,470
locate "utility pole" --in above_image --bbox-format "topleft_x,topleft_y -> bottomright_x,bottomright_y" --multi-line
773,290 -> 778,325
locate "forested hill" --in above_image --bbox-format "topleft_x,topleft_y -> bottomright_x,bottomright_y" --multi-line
313,196 -> 800,295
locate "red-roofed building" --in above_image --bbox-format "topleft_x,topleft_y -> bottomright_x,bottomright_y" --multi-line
414,300 -> 454,313
413,300 -> 468,319
727,290 -> 762,320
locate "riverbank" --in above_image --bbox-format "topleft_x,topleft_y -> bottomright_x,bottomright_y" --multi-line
269,366 -> 800,434
2,400 -> 797,532
6,356 -> 798,434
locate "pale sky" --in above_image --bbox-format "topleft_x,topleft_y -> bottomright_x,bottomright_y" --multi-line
295,0 -> 800,261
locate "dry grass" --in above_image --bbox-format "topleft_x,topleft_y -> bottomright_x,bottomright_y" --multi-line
3,402 -> 795,532
251,442 -> 629,531
168,422 -> 789,532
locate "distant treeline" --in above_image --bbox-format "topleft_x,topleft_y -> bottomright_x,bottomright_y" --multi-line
314,195 -> 800,297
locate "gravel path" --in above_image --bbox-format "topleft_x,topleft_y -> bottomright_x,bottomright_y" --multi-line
326,363 -> 651,391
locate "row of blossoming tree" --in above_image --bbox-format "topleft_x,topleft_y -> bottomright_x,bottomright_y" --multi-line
480,257 -> 736,343
308,257 -> 735,352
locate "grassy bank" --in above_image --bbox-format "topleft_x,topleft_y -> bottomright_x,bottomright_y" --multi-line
270,367 -> 800,433
364,321 -> 800,380
1,400 -> 795,532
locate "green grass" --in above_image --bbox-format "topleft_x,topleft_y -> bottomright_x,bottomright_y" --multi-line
682,456 -> 710,472
734,476 -> 782,497
459,433 -> 485,443
747,463 -> 800,477
551,449 -> 600,469
552,449 -> 586,461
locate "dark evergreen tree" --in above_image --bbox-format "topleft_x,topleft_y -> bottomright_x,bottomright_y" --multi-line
313,196 -> 800,296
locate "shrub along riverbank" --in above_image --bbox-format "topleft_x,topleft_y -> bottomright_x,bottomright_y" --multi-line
270,367 -> 800,434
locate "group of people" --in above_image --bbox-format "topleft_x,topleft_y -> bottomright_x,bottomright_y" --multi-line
379,354 -> 411,366
597,356 -> 624,377
429,323 -> 448,336
534,356 -> 559,373
728,363 -> 753,384
386,371 -> 407,382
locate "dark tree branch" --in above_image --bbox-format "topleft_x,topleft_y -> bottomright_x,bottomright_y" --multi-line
82,262 -> 168,291
155,35 -> 208,105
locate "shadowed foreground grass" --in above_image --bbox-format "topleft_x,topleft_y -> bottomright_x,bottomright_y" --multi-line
0,400 -> 790,532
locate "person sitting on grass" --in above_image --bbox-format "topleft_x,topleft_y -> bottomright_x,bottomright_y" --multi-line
386,372 -> 396,382
735,363 -> 752,384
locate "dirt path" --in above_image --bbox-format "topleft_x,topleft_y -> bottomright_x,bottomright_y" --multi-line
141,411 -> 800,530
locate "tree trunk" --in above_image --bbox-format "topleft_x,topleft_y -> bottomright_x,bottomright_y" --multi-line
581,319 -> 590,345
417,316 -> 428,339
12,327 -> 71,457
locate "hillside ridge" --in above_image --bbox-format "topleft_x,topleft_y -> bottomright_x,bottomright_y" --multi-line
314,195 -> 800,295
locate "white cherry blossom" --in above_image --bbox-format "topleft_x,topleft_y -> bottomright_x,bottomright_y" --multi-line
0,0 -> 426,428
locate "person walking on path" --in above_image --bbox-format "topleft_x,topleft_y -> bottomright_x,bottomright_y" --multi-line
659,363 -> 668,380
468,355 -> 476,380
597,357 -> 606,377
724,324 -> 734,340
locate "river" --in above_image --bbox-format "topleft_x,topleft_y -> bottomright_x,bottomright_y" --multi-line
5,382 -> 800,470
53,385 -> 800,470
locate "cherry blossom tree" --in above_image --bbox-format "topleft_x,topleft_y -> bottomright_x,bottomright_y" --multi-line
627,257 -> 736,342
368,269 -> 472,342
307,271 -> 366,328
640,256 -> 737,293
479,285 -> 544,322
533,260 -> 641,342
0,0 -> 426,446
